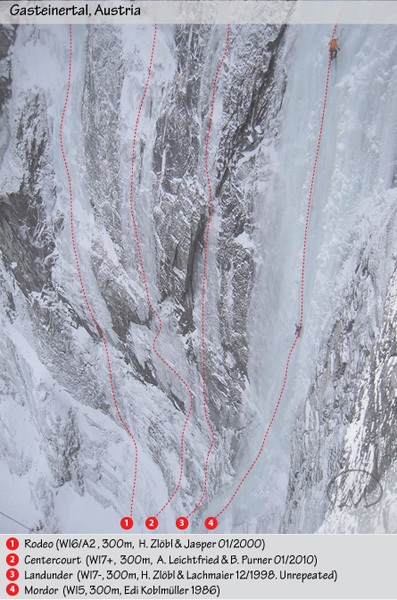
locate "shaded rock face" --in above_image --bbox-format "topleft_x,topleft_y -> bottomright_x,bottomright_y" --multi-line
149,24 -> 288,431
0,27 -> 55,296
151,26 -> 211,334
215,25 -> 287,392
0,91 -> 55,295
0,26 -> 16,156
0,23 -> 288,531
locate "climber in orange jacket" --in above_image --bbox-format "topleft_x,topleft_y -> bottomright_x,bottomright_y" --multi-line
329,38 -> 340,60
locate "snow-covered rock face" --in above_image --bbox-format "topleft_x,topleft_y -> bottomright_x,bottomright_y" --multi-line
0,22 -> 287,533
279,25 -> 397,534
0,21 -> 396,534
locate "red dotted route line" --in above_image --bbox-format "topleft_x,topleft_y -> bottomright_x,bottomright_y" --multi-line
60,25 -> 139,519
299,23 -> 338,328
212,24 -> 339,523
128,25 -> 195,521
187,18 -> 232,520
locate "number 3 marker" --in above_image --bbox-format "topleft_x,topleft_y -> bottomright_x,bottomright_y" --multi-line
176,517 -> 189,530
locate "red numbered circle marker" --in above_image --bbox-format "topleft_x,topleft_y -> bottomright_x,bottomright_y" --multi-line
204,516 -> 218,530
6,569 -> 19,581
6,554 -> 19,566
120,517 -> 133,530
6,538 -> 19,551
6,583 -> 19,596
145,516 -> 158,530
176,517 -> 189,530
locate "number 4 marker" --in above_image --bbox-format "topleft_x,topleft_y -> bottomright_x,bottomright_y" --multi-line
204,517 -> 218,530
6,583 -> 19,597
